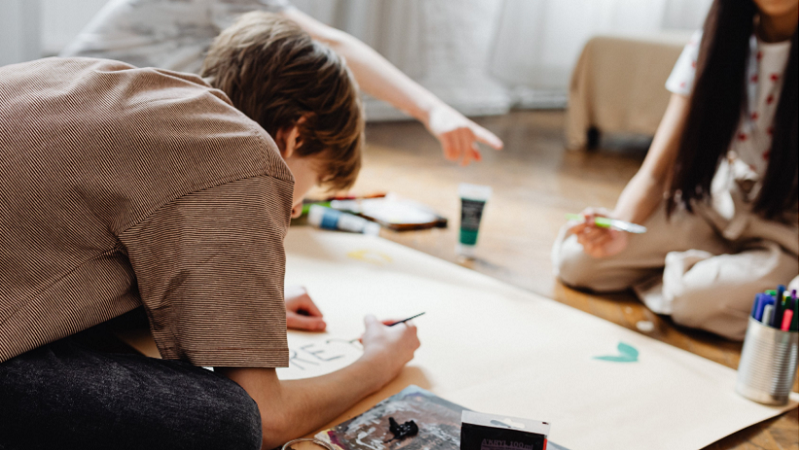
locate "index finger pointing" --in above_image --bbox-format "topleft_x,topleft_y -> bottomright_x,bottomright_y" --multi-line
472,125 -> 503,150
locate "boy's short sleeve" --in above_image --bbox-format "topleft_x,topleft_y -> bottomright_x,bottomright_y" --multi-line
119,175 -> 293,368
665,30 -> 703,96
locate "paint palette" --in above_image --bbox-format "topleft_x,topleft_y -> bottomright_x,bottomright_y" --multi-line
317,385 -> 464,450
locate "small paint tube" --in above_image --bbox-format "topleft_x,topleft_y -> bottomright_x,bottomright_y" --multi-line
460,411 -> 549,450
457,183 -> 492,258
307,205 -> 380,235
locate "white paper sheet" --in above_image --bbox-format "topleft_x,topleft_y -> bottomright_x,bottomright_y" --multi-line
280,228 -> 797,450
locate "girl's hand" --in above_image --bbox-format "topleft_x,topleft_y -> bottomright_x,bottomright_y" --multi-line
284,285 -> 326,331
427,104 -> 503,166
568,207 -> 629,258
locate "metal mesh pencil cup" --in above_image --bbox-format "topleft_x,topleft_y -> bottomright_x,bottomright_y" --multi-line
735,317 -> 798,405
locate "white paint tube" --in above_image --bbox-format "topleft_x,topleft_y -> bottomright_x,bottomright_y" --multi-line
457,183 -> 492,257
307,205 -> 380,235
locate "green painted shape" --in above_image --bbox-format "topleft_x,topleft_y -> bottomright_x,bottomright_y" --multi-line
593,342 -> 639,363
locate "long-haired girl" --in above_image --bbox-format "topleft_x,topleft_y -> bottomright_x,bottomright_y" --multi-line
553,0 -> 798,340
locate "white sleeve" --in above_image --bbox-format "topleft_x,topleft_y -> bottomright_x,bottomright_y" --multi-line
60,0 -> 291,73
665,30 -> 703,96
59,0 -> 213,72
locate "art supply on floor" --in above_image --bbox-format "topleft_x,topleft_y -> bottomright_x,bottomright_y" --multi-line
330,196 -> 447,231
753,293 -> 775,322
461,411 -> 550,450
762,304 -> 774,325
737,286 -> 799,405
349,313 -> 426,343
388,312 -> 425,326
458,184 -> 492,258
316,385 -> 465,450
387,417 -> 419,442
284,228 -> 797,450
300,193 -> 388,216
750,287 -> 798,332
325,192 -> 387,201
565,213 -> 647,234
307,205 -> 380,236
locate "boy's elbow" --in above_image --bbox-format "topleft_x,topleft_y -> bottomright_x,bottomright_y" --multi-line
260,411 -> 292,450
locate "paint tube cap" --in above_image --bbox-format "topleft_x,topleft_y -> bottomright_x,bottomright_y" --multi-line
456,243 -> 476,258
363,221 -> 381,236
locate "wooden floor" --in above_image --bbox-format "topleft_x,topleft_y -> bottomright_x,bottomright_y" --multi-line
336,110 -> 798,450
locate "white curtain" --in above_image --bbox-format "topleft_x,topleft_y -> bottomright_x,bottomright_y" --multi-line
293,0 -> 712,118
1,0 -> 713,118
0,0 -> 41,67
490,0 -> 713,107
293,0 -> 511,119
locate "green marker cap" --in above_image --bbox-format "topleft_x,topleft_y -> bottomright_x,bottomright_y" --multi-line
766,290 -> 777,298
301,201 -> 331,216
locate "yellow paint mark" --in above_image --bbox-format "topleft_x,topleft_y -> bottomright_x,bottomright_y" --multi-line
347,249 -> 393,266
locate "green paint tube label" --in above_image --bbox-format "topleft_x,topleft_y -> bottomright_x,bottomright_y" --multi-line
460,229 -> 479,245
459,198 -> 485,245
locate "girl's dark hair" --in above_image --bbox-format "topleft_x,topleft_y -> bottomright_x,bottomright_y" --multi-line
668,0 -> 798,219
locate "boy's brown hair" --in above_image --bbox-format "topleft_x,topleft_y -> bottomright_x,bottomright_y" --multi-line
202,12 -> 363,191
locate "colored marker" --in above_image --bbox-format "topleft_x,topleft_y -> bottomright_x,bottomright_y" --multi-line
791,300 -> 798,332
301,201 -> 331,216
781,310 -> 793,331
388,312 -> 426,327
776,285 -> 786,307
754,294 -> 774,322
565,214 -> 647,234
762,304 -> 774,326
771,290 -> 785,328
782,293 -> 792,314
750,294 -> 760,318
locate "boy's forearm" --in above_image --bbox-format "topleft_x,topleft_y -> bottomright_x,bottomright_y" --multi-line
219,356 -> 390,449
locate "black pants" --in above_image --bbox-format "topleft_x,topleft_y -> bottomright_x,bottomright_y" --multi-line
0,326 -> 262,450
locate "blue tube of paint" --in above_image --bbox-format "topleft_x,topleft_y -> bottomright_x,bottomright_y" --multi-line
307,205 -> 380,235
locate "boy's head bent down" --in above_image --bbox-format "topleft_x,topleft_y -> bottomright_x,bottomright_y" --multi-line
202,12 -> 364,217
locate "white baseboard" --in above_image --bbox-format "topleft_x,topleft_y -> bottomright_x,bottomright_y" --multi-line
362,87 -> 566,122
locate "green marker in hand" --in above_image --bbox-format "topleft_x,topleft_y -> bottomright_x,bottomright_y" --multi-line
565,214 -> 647,234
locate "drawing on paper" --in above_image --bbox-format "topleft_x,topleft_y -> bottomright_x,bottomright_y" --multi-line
347,249 -> 393,265
593,342 -> 639,363
278,338 -> 364,380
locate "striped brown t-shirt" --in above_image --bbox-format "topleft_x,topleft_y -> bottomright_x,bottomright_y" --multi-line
0,58 -> 293,368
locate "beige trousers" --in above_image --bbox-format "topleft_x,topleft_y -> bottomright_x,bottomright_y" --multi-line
552,176 -> 798,341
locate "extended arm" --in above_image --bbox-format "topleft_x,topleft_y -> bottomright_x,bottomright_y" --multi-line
570,93 -> 691,257
612,93 -> 690,223
281,8 -> 503,166
217,315 -> 420,449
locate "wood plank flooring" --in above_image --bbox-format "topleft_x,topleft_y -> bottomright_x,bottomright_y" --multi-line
331,110 -> 798,450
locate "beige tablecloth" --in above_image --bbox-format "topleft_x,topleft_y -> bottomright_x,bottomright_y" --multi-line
565,32 -> 692,150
